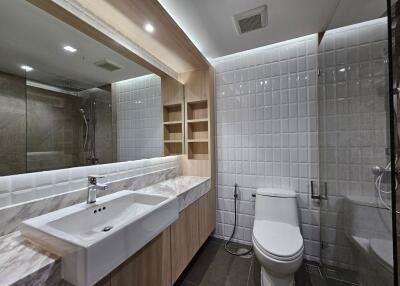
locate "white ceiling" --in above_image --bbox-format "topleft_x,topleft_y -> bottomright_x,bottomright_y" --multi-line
159,0 -> 388,60
0,0 -> 151,91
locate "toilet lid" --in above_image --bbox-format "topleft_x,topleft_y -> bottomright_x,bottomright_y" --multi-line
253,220 -> 303,259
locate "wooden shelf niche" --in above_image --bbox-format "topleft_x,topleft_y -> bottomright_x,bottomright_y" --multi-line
162,77 -> 184,156
163,104 -> 183,156
188,141 -> 208,160
187,100 -> 208,121
186,100 -> 209,160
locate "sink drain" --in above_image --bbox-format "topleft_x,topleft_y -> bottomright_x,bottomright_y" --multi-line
102,226 -> 113,232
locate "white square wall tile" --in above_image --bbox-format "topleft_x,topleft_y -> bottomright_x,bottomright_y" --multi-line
11,189 -> 37,204
69,167 -> 87,180
0,193 -> 11,208
10,174 -> 34,192
34,172 -> 53,188
0,177 -> 10,194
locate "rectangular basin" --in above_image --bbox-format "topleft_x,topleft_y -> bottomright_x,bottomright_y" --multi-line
20,190 -> 178,286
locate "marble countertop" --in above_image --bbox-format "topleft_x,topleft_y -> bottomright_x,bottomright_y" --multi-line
0,231 -> 60,286
0,175 -> 211,286
138,176 -> 211,211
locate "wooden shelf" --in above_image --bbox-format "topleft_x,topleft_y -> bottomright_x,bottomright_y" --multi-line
187,119 -> 208,123
187,100 -> 207,121
164,141 -> 183,156
187,139 -> 208,143
164,121 -> 182,141
163,102 -> 183,155
164,103 -> 181,107
164,121 -> 182,125
188,141 -> 208,160
163,104 -> 182,122
186,99 -> 209,160
187,120 -> 208,141
164,140 -> 182,143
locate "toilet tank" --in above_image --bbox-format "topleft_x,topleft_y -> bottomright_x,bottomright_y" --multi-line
255,188 -> 299,226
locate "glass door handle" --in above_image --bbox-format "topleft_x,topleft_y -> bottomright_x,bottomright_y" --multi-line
310,180 -> 320,200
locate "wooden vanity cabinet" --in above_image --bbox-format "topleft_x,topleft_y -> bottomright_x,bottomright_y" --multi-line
171,189 -> 216,283
171,199 -> 200,282
198,189 -> 216,244
95,228 -> 171,286
95,190 -> 215,286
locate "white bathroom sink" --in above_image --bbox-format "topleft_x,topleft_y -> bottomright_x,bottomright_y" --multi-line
20,190 -> 179,286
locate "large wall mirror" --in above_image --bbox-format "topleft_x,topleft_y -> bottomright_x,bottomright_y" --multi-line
0,0 -> 169,176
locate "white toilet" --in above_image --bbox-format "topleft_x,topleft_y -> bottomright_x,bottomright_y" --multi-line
252,188 -> 304,286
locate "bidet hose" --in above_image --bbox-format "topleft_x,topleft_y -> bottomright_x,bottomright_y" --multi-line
224,183 -> 253,256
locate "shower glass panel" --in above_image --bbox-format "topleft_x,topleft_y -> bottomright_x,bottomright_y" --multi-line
318,14 -> 395,286
26,83 -> 82,172
389,0 -> 400,281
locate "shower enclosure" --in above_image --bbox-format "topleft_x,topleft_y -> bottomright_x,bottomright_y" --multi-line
316,4 -> 397,285
78,85 -> 113,166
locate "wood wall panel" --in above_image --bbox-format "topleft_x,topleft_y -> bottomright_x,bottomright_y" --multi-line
161,77 -> 184,106
179,69 -> 209,102
180,68 -> 214,179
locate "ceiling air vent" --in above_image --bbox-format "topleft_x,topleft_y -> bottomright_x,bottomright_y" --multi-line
233,5 -> 268,35
94,59 -> 121,72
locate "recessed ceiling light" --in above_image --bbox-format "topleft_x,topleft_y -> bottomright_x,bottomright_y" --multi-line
144,23 -> 155,33
20,65 -> 33,72
339,68 -> 346,72
63,45 -> 77,53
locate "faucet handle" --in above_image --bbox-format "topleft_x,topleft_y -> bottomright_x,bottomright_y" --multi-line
88,175 -> 105,185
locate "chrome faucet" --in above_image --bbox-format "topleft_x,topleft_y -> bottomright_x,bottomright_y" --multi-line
87,175 -> 108,204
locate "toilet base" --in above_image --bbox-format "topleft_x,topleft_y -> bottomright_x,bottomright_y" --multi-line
261,267 -> 295,286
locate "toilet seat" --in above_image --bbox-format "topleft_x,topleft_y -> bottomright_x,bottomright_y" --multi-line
252,220 -> 304,261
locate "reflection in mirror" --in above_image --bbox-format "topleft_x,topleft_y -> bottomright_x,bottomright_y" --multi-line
0,0 -> 163,175
115,75 -> 162,162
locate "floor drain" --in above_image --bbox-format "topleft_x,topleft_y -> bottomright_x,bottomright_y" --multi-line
102,226 -> 113,232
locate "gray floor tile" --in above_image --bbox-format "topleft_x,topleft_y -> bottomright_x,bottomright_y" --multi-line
174,238 -> 360,286
247,257 -> 261,286
175,238 -> 253,286
181,239 -> 221,284
295,263 -> 315,286
197,246 -> 252,286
